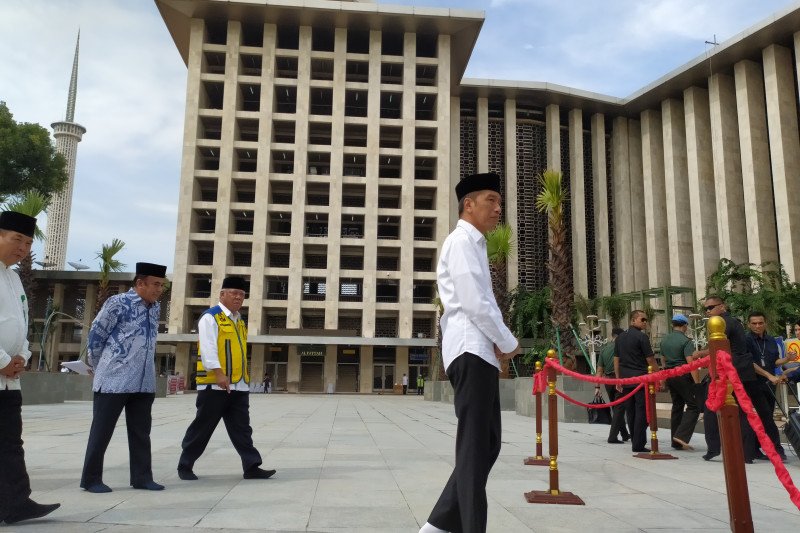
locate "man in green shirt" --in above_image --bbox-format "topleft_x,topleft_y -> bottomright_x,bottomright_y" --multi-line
660,314 -> 700,450
595,328 -> 629,443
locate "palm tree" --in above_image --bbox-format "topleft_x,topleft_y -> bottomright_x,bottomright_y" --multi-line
2,191 -> 49,312
535,169 -> 577,369
599,293 -> 630,328
486,223 -> 515,377
95,239 -> 126,313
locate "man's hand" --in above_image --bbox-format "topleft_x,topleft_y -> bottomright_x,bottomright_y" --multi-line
495,342 -> 521,362
616,383 -> 623,393
213,369 -> 230,393
1,355 -> 27,378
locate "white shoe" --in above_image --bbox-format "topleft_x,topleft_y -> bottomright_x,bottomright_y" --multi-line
419,522 -> 449,533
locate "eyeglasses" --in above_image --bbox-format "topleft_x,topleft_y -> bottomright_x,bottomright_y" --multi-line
704,304 -> 719,311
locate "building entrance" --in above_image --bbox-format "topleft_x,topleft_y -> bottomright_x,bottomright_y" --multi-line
337,346 -> 360,392
264,362 -> 287,392
299,345 -> 325,392
373,364 -> 395,391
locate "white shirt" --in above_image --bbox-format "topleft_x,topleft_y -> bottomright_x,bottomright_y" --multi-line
198,302 -> 250,392
0,261 -> 31,391
437,220 -> 517,371
402,375 -> 408,386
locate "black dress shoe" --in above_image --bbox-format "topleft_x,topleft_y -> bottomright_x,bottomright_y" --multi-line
622,435 -> 631,442
178,468 -> 198,481
4,499 -> 60,524
83,482 -> 112,493
753,452 -> 768,460
703,451 -> 720,461
132,481 -> 165,491
607,438 -> 623,444
243,467 -> 276,479
632,447 -> 650,453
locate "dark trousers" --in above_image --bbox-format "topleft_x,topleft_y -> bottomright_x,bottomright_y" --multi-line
666,374 -> 700,443
80,392 -> 155,487
623,385 -> 647,451
743,380 -> 783,455
178,389 -> 262,472
403,385 -> 407,395
701,380 -> 782,459
604,384 -> 630,441
761,381 -> 777,415
0,391 -> 31,520
417,385 -> 424,395
428,353 -> 501,533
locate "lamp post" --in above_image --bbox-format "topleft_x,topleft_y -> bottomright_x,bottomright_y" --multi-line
688,313 -> 708,351
578,315 -> 608,371
38,310 -> 82,372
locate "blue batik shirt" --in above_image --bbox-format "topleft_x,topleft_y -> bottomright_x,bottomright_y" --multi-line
88,288 -> 159,393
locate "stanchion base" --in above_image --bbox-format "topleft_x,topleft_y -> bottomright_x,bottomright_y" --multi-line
633,451 -> 678,460
523,456 -> 549,466
524,490 -> 585,505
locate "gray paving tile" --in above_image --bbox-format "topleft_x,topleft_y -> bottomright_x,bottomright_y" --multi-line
11,394 -> 799,532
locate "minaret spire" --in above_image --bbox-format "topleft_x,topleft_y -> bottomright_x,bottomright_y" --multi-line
66,30 -> 80,122
45,29 -> 86,270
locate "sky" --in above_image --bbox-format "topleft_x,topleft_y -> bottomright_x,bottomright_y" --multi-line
0,0 -> 795,272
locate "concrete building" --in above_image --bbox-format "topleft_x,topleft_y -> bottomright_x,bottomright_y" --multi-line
156,0 -> 800,392
45,32 -> 86,271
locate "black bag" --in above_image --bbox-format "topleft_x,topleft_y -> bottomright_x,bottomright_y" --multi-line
587,395 -> 611,425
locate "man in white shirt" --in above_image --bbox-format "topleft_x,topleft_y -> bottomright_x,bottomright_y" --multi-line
177,276 -> 276,481
420,173 -> 520,533
0,211 -> 60,524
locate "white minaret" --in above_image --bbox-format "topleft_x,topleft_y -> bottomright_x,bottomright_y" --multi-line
45,31 -> 86,270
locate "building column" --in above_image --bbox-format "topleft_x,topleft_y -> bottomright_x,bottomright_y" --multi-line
628,119 -> 647,290
504,99 -> 518,293
591,114 -> 611,296
360,345 -> 374,393
81,283 -> 97,353
449,96 -> 461,228
250,344 -> 265,388
175,343 -> 192,381
684,87 -> 719,297
765,43 -> 800,280
611,117 -> 633,292
569,109 -> 588,297
325,344 -> 337,393
395,346 -> 409,391
287,344 -> 300,393
661,99 -> 695,287
640,109 -> 669,289
546,104 -> 561,171
709,73 -> 748,264
477,97 -> 489,172
735,59 -> 779,266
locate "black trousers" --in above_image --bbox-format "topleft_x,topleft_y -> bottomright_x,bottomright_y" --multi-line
622,385 -> 647,451
428,353 -> 501,533
701,380 -> 782,459
178,389 -> 262,472
666,374 -> 700,443
0,391 -> 31,520
80,392 -> 155,487
604,384 -> 630,441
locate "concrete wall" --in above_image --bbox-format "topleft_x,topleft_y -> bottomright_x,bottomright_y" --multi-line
19,373 -> 168,405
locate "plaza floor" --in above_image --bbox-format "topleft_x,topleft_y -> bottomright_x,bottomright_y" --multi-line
7,393 -> 800,532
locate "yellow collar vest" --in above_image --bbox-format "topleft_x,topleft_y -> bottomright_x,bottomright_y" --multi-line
196,305 -> 249,385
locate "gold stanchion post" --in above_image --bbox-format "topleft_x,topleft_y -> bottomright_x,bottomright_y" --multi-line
707,316 -> 753,533
634,365 -> 676,460
525,360 -> 549,466
525,350 -> 584,505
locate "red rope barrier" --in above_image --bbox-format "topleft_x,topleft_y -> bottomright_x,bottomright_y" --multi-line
712,350 -> 800,510
533,355 -> 709,394
555,383 -> 644,409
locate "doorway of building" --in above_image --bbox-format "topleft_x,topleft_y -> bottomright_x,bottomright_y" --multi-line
337,346 -> 360,392
300,361 -> 324,392
264,362 -> 287,392
373,364 -> 395,392
409,364 -> 429,393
